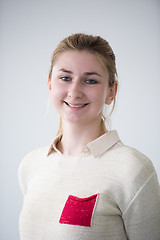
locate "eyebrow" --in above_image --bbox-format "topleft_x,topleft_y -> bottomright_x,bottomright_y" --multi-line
59,69 -> 73,74
84,72 -> 102,77
59,68 -> 102,77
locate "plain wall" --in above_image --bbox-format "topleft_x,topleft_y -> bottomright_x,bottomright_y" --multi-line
0,0 -> 160,239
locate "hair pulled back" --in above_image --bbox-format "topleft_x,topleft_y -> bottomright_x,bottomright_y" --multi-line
49,33 -> 117,88
48,33 -> 118,135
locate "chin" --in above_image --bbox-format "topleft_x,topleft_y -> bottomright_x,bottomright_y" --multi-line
66,118 -> 84,124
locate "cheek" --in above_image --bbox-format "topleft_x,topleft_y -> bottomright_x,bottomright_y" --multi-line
50,83 -> 66,101
90,88 -> 108,104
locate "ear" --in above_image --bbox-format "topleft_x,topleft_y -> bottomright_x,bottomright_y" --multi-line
105,81 -> 118,105
47,76 -> 52,91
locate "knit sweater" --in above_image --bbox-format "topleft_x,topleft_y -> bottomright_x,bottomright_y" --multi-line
18,130 -> 160,240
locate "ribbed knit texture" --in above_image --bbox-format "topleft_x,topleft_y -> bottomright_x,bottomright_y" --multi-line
18,131 -> 160,240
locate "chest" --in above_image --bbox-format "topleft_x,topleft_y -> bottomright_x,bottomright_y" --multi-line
20,155 -> 128,240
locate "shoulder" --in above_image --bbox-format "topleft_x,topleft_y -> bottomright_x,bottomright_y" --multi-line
105,145 -> 159,213
104,144 -> 156,195
108,144 -> 155,175
19,145 -> 49,168
24,145 -> 49,159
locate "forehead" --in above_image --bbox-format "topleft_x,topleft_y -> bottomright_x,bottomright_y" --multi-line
53,50 -> 108,74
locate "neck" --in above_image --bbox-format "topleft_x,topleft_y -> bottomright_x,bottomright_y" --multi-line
57,119 -> 107,155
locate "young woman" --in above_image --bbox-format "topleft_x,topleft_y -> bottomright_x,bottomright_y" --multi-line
19,33 -> 160,240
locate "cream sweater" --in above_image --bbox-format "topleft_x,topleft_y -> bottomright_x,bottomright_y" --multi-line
18,131 -> 160,240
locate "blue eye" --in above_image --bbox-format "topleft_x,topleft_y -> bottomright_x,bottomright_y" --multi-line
86,79 -> 97,84
61,76 -> 71,81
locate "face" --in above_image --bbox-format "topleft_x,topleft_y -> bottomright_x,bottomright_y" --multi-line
48,50 -> 116,126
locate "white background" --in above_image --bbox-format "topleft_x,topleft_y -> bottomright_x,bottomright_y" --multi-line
0,0 -> 160,239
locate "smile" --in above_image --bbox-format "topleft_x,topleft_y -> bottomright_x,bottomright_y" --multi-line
64,101 -> 89,108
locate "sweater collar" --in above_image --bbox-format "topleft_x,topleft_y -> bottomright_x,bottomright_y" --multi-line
47,130 -> 121,158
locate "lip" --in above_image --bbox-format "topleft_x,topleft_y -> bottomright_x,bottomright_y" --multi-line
64,101 -> 89,108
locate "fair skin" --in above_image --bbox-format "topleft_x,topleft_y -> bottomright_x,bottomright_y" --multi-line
48,50 -> 117,155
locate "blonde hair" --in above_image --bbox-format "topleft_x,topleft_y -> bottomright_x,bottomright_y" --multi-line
48,33 -> 118,135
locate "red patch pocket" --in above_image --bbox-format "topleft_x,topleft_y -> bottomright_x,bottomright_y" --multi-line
59,194 -> 98,227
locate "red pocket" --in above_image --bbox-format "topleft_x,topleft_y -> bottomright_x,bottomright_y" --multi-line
59,194 -> 98,227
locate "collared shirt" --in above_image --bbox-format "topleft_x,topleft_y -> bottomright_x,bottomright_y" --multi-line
18,130 -> 160,240
47,130 -> 123,157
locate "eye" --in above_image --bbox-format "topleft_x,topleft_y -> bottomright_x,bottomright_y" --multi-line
85,79 -> 98,84
61,76 -> 71,82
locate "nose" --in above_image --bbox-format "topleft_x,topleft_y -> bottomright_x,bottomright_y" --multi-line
68,80 -> 83,99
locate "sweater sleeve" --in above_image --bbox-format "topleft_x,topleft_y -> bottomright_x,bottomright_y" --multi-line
18,151 -> 33,196
122,171 -> 160,240
18,146 -> 49,196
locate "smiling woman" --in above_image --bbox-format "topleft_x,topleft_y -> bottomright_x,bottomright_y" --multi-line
18,33 -> 160,240
48,50 -> 115,132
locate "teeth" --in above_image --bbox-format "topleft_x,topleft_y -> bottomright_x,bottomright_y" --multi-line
65,101 -> 87,107
69,103 -> 85,107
